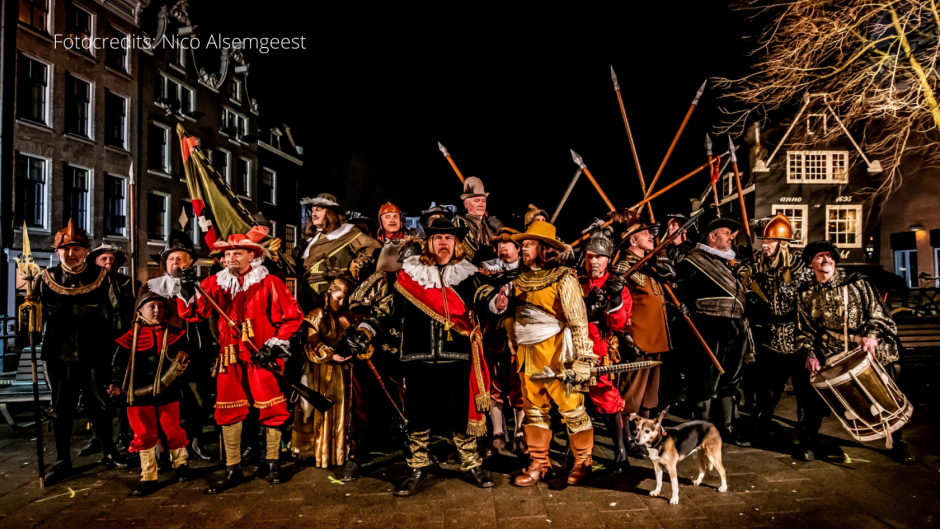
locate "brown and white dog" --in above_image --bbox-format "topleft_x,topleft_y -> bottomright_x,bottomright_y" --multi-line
631,407 -> 728,505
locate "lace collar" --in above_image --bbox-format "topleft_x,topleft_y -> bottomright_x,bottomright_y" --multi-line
216,263 -> 269,294
401,255 -> 476,289
696,243 -> 736,261
302,223 -> 356,258
148,274 -> 180,298
481,257 -> 520,272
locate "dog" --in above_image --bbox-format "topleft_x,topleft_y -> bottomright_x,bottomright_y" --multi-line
630,406 -> 728,505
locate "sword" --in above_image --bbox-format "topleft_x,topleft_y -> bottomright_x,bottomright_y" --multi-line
529,360 -> 663,382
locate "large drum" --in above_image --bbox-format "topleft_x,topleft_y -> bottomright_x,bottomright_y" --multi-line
810,348 -> 913,443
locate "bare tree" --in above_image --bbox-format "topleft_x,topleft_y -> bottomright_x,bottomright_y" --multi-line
714,0 -> 940,202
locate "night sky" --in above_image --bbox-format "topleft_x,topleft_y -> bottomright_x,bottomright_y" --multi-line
194,1 -> 751,241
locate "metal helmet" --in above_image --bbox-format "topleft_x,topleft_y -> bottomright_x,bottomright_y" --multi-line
584,230 -> 614,258
760,213 -> 793,241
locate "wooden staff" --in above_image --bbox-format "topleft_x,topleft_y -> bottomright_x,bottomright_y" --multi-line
644,81 -> 707,199
728,136 -> 755,257
611,66 -> 655,222
128,163 -> 138,284
570,150 -> 615,211
437,142 -> 465,183
551,167 -> 583,224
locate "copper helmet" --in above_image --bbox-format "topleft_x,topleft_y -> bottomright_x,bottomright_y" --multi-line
759,213 -> 793,241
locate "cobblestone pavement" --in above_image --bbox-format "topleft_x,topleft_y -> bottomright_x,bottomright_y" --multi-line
0,387 -> 937,529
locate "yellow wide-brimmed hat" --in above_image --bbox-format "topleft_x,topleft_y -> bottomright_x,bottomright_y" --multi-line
511,220 -> 566,252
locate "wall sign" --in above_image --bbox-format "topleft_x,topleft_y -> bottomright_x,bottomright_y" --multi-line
779,197 -> 803,203
835,196 -> 853,203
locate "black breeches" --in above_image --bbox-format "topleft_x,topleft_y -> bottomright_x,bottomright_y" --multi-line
47,360 -> 115,458
403,360 -> 470,435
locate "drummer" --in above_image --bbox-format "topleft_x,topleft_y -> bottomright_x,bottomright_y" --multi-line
794,241 -> 914,464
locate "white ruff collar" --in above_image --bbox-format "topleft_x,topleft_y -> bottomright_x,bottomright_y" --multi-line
148,274 -> 180,298
216,264 -> 269,294
481,257 -> 519,272
303,223 -> 356,259
696,243 -> 736,261
402,255 -> 476,289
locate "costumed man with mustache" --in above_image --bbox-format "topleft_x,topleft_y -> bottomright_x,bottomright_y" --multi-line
794,241 -> 914,464
490,221 -> 597,487
31,220 -> 127,484
580,230 -> 632,471
345,219 -> 494,496
177,233 -> 304,493
454,177 -> 504,263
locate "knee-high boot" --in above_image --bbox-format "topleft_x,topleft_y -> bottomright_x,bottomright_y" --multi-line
514,425 -> 552,486
604,414 -> 629,471
566,427 -> 594,485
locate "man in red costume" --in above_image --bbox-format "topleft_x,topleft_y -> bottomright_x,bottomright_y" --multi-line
177,233 -> 303,493
581,231 -> 632,471
377,202 -> 408,243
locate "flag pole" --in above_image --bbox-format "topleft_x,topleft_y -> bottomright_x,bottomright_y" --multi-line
128,163 -> 138,281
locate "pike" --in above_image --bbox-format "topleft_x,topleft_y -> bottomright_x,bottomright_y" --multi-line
438,142 -> 465,184
611,66 -> 654,221
727,137 -> 769,303
644,80 -> 707,200
530,360 -> 663,382
705,134 -> 720,209
13,224 -> 46,487
570,150 -> 616,211
550,167 -> 583,224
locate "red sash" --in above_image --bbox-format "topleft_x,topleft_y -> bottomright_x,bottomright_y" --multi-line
395,269 -> 491,436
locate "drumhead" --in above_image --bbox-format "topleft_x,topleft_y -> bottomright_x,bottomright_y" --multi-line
811,349 -> 869,387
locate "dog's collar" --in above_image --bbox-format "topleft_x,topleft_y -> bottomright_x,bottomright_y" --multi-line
649,425 -> 668,451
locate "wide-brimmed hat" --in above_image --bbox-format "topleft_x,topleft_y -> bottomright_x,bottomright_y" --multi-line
524,204 -> 550,229
424,218 -> 469,239
214,233 -> 265,258
135,285 -> 167,311
492,227 -> 521,245
511,220 -> 566,252
300,193 -> 344,211
419,205 -> 454,228
151,229 -> 198,269
758,213 -> 793,241
459,177 -> 490,200
698,206 -> 740,242
52,219 -> 91,249
87,244 -> 127,268
622,216 -> 662,241
802,240 -> 840,265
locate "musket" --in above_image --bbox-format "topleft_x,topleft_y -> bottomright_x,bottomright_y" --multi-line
570,150 -> 615,211
705,134 -> 720,209
438,142 -> 465,184
644,80 -> 707,199
614,210 -> 705,279
611,66 -> 654,221
13,224 -> 45,487
551,167 -> 583,224
190,282 -> 335,412
529,360 -> 663,382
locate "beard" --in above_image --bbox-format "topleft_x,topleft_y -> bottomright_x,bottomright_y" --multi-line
435,248 -> 453,261
589,265 -> 605,278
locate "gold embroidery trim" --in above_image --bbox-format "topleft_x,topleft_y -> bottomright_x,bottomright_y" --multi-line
393,280 -> 471,337
254,396 -> 286,409
41,267 -> 108,296
215,399 -> 250,409
515,267 -> 574,292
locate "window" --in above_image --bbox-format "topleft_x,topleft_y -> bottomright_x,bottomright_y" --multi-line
211,148 -> 230,183
180,200 -> 200,248
236,158 -> 250,197
787,151 -> 849,183
66,2 -> 93,55
261,168 -> 276,204
229,78 -> 242,103
16,153 -> 46,228
147,193 -> 168,240
284,225 -> 297,253
65,166 -> 90,231
771,205 -> 809,247
65,74 -> 91,137
17,54 -> 48,124
105,91 -> 128,149
807,113 -> 827,136
894,250 -> 918,288
222,108 -> 248,138
826,205 -> 862,248
154,73 -> 195,114
104,175 -> 126,237
105,25 -> 129,73
719,172 -> 733,198
18,0 -> 49,33
170,42 -> 186,71
148,123 -> 170,173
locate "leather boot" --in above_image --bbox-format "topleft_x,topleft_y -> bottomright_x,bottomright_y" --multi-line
341,457 -> 360,482
605,414 -> 629,472
206,464 -> 244,494
566,427 -> 594,485
514,425 -> 552,487
101,452 -> 128,469
189,437 -> 212,461
891,430 -> 916,465
466,466 -> 494,488
44,460 -> 73,486
394,466 -> 429,497
132,480 -> 159,496
266,459 -> 282,484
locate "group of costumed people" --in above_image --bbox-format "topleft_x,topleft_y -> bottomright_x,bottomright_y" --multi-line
24,174 -> 915,498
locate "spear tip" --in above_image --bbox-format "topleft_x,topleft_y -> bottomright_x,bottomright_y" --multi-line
705,133 -> 713,155
692,79 -> 707,105
610,65 -> 620,91
727,136 -> 737,162
437,142 -> 448,156
570,149 -> 584,167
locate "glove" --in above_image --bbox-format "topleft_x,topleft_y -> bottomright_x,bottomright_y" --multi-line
621,333 -> 646,361
345,327 -> 373,357
254,343 -> 287,368
585,287 -> 607,321
605,275 -> 626,314
676,302 -> 690,317
564,358 -> 593,384
178,267 -> 197,300
649,259 -> 677,282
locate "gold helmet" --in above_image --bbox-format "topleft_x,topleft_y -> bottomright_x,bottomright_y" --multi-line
759,213 -> 793,241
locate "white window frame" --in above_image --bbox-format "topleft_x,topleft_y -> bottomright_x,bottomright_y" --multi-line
148,121 -> 171,176
104,89 -> 130,150
786,151 -> 849,184
229,78 -> 242,103
148,190 -> 171,242
284,223 -> 298,253
222,106 -> 249,141
64,70 -> 94,139
771,204 -> 809,247
65,163 -> 94,235
155,71 -> 196,115
66,2 -> 96,58
934,247 -> 940,288
18,51 -> 53,127
103,173 -> 128,239
19,0 -> 53,34
894,249 -> 917,289
236,156 -> 252,198
270,220 -> 277,239
169,40 -> 187,74
720,171 -> 733,198
210,147 -> 231,184
105,24 -> 130,74
806,113 -> 828,136
15,151 -> 52,232
825,204 -> 863,249
261,167 -> 277,205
